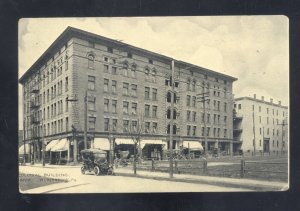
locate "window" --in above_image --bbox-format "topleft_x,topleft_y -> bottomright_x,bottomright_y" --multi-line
103,57 -> 109,62
111,100 -> 117,113
192,96 -> 196,107
217,101 -> 220,111
123,101 -> 129,114
238,104 -> 241,109
186,110 -> 191,121
266,108 -> 269,114
207,113 -> 210,123
88,76 -> 95,90
123,62 -> 128,76
149,59 -> 153,64
152,106 -> 157,118
151,69 -> 156,82
111,66 -> 117,75
127,52 -> 132,58
167,124 -> 177,135
187,80 -> 191,91
65,60 -> 68,71
167,92 -> 172,103
145,87 -> 150,99
104,79 -> 109,92
192,81 -> 196,92
112,80 -> 117,93
65,98 -> 68,112
65,77 -> 68,92
214,114 -> 217,124
132,103 -> 137,115
259,116 -> 261,123
112,119 -> 117,131
207,127 -> 210,137
153,122 -> 157,133
267,117 -> 269,124
123,83 -> 129,95
259,140 -> 261,146
259,106 -> 261,112
224,129 -> 227,138
131,84 -> 137,97
145,68 -> 150,80
104,118 -> 109,131
131,120 -> 137,132
145,122 -> 150,133
260,128 -> 262,135
131,64 -> 136,78
152,88 -> 157,101
187,125 -> 191,136
224,102 -> 227,112
123,120 -> 129,132
89,117 -> 96,130
277,140 -> 279,147
187,95 -> 191,106
145,104 -> 150,117
192,111 -> 196,122
88,54 -> 94,69
267,128 -> 269,135
103,64 -> 109,73
192,126 -> 196,136
224,116 -> 227,123
104,98 -> 109,112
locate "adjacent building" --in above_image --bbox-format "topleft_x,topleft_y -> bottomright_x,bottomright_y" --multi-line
19,27 -> 237,164
233,95 -> 288,155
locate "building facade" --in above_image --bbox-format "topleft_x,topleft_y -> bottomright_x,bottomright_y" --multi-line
233,95 -> 288,155
19,27 -> 237,163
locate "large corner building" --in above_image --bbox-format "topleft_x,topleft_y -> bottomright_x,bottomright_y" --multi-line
19,27 -> 237,163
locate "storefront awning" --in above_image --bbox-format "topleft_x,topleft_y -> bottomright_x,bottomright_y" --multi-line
45,139 -> 60,151
115,138 -> 134,145
183,141 -> 204,150
51,139 -> 68,152
93,138 -> 110,150
18,144 -> 31,155
140,140 -> 166,149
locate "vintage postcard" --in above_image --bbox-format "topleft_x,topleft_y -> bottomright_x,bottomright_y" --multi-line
18,16 -> 289,193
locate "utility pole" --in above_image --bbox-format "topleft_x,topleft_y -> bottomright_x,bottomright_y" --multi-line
169,59 -> 175,178
84,90 -> 88,149
252,108 -> 256,156
197,91 -> 210,156
67,96 -> 79,164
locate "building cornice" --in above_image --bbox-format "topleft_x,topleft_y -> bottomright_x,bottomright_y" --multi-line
235,97 -> 288,109
19,26 -> 237,84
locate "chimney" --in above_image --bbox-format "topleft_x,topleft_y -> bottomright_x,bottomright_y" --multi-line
253,94 -> 256,99
270,98 -> 273,103
278,101 -> 281,105
261,96 -> 264,101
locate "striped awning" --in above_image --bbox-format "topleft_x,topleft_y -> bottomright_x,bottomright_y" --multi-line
93,138 -> 110,150
51,139 -> 68,152
183,141 -> 204,150
115,138 -> 134,145
140,140 -> 165,149
45,139 -> 59,151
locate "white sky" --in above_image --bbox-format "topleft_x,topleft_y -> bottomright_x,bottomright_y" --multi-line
18,16 -> 289,128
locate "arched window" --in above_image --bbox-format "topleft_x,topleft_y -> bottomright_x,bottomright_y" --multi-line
123,61 -> 129,76
192,80 -> 196,91
145,67 -> 150,80
131,63 -> 137,78
152,68 -> 156,82
88,54 -> 95,69
187,79 -> 191,91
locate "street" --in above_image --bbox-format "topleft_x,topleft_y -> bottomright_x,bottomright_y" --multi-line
19,165 -> 252,193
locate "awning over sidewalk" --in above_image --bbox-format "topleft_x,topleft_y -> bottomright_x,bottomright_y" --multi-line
18,144 -> 31,155
115,138 -> 134,145
51,139 -> 68,152
183,141 -> 204,151
93,138 -> 110,150
140,140 -> 166,149
45,139 -> 59,152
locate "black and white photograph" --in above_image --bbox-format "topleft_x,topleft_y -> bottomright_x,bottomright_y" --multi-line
18,16 -> 289,193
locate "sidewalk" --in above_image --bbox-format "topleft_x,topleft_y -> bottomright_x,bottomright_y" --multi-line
114,167 -> 288,191
19,163 -> 81,168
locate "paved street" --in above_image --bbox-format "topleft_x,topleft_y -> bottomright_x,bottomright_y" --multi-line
19,165 -> 252,193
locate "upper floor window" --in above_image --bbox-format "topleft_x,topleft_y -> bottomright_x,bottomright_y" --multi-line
123,61 -> 129,76
131,84 -> 137,97
127,52 -> 132,58
88,54 -> 95,69
151,69 -> 156,82
131,64 -> 137,78
88,76 -> 95,90
145,68 -> 150,80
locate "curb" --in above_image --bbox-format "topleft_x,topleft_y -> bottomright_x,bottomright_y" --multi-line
115,171 -> 286,191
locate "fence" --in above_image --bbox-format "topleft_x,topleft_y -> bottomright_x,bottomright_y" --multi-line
133,158 -> 288,181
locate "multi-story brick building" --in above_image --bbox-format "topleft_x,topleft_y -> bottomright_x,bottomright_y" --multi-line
233,95 -> 288,155
19,27 -> 237,163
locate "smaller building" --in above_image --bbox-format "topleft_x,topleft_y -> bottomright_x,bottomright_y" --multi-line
233,95 -> 288,155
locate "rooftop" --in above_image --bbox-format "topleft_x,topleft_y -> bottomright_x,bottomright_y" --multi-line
19,26 -> 237,84
235,96 -> 288,109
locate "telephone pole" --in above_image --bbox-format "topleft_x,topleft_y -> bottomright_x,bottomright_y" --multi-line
84,90 -> 88,149
278,119 -> 287,155
197,91 -> 210,156
169,59 -> 175,178
67,96 -> 79,163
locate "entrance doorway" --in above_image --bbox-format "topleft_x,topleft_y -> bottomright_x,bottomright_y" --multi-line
263,139 -> 270,153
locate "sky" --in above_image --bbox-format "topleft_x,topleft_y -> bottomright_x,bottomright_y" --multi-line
18,16 -> 289,128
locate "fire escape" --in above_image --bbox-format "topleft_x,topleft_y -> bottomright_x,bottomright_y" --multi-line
29,77 -> 41,162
